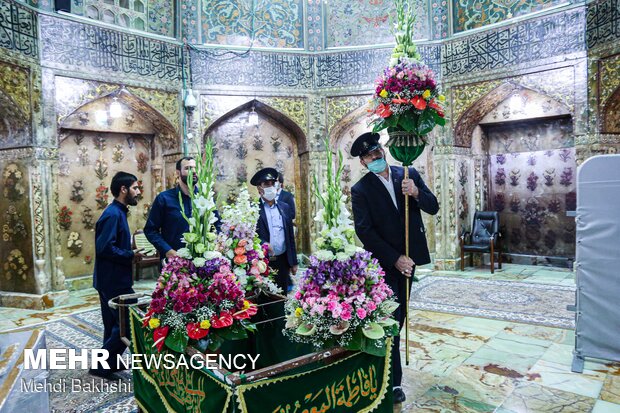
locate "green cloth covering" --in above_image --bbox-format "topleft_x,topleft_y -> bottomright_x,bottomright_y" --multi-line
130,308 -> 233,412
130,299 -> 393,413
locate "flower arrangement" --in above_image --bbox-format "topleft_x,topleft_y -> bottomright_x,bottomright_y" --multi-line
112,144 -> 124,163
216,187 -> 281,295
95,159 -> 108,181
368,0 -> 445,137
67,231 -> 83,257
3,163 -> 25,201
70,180 -> 85,203
82,206 -> 95,230
3,249 -> 28,281
136,152 -> 149,173
95,185 -> 109,210
58,206 -> 73,231
3,206 -> 27,242
143,140 -> 257,353
143,256 -> 257,353
284,140 -> 399,356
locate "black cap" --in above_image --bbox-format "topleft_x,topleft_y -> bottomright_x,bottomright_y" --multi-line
350,132 -> 381,157
250,167 -> 279,186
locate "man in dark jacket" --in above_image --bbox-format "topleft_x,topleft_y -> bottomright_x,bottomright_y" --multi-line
350,132 -> 439,404
90,171 -> 142,378
276,172 -> 296,290
252,168 -> 298,293
276,172 -> 296,220
144,156 -> 220,260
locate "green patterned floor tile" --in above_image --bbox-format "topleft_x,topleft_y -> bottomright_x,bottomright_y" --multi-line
501,324 -> 569,344
592,399 -> 620,413
410,385 -> 501,412
465,348 -> 541,377
528,359 -> 605,398
435,365 -> 516,406
601,371 -> 620,404
451,317 -> 511,337
497,381 -> 596,412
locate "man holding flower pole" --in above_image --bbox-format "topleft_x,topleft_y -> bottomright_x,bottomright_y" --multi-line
350,132 -> 439,404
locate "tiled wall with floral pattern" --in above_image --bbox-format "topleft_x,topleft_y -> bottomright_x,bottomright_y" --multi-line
57,130 -> 157,277
0,159 -> 35,293
453,0 -> 569,33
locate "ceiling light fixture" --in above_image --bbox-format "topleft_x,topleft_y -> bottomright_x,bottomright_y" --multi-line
248,104 -> 258,126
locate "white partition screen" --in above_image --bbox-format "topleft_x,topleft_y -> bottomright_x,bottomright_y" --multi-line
572,154 -> 620,372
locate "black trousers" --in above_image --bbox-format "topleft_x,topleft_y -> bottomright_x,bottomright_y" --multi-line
269,253 -> 291,293
94,287 -> 134,373
385,267 -> 415,387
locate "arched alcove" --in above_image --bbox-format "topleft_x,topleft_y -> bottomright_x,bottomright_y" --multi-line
204,99 -> 310,252
0,88 -> 30,149
57,88 -> 178,278
602,86 -> 620,134
456,84 -> 575,265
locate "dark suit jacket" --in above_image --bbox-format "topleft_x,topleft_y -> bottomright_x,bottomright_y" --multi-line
93,200 -> 134,294
277,189 -> 296,220
257,200 -> 298,267
351,165 -> 439,272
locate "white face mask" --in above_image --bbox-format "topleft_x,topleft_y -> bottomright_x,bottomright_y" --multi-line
262,186 -> 277,201
274,182 -> 281,190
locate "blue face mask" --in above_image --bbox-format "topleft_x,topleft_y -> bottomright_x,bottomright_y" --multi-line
366,157 -> 387,173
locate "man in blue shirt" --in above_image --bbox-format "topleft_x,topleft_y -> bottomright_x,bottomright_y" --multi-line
144,157 -> 196,259
144,157 -> 220,260
90,171 -> 142,378
252,168 -> 298,293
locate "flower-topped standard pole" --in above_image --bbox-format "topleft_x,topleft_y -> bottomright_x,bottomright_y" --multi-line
369,0 -> 447,366
284,138 -> 399,355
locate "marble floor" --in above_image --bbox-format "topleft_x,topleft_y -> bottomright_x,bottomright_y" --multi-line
1,264 -> 619,413
396,264 -> 620,412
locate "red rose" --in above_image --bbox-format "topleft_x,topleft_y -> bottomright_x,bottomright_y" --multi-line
211,312 -> 234,329
186,322 -> 209,340
410,96 -> 427,110
152,326 -> 169,352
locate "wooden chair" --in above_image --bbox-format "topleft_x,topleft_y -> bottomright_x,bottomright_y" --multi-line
132,230 -> 160,280
460,211 -> 502,274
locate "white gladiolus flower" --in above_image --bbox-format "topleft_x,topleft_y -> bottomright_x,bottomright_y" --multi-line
176,248 -> 192,259
234,267 -> 246,277
335,252 -> 349,261
344,244 -> 357,256
194,196 -> 210,216
203,251 -> 222,260
193,257 -> 206,267
315,250 -> 335,261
